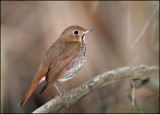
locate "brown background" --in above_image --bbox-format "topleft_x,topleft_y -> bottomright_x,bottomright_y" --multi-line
1,1 -> 159,113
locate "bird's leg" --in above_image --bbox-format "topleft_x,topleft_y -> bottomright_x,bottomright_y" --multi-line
54,83 -> 69,108
56,81 -> 67,93
56,81 -> 80,100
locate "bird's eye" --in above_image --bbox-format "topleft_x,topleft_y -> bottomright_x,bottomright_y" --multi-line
74,31 -> 78,34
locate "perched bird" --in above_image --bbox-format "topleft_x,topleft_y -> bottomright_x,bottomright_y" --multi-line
19,25 -> 93,107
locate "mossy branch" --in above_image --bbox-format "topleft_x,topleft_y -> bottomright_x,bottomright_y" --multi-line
33,65 -> 159,113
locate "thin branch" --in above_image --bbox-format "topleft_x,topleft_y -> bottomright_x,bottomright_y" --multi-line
131,5 -> 159,49
33,65 -> 159,113
131,80 -> 135,106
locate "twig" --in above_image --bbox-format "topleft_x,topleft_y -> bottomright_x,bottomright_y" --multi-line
33,65 -> 159,113
131,80 -> 135,106
131,5 -> 159,49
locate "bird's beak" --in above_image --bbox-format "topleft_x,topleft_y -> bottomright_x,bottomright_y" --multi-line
83,29 -> 94,34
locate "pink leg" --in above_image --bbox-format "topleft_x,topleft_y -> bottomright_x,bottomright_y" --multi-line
54,83 -> 69,108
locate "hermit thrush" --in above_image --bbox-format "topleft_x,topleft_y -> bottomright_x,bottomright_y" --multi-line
19,25 -> 93,107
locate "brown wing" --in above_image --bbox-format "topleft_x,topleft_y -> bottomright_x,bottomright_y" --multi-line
19,43 -> 57,106
19,40 -> 80,106
39,43 -> 80,94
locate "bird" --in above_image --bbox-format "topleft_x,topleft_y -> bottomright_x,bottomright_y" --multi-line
19,25 -> 93,107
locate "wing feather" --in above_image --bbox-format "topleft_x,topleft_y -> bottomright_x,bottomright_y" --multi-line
39,44 -> 80,94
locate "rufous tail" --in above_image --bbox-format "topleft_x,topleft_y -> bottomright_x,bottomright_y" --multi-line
18,79 -> 41,107
18,68 -> 47,107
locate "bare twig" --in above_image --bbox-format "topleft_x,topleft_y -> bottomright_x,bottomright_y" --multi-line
33,65 -> 159,113
127,77 -> 159,106
131,5 -> 159,49
131,80 -> 135,106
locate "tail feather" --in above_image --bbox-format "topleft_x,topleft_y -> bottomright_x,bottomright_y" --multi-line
18,80 -> 40,107
19,68 -> 47,107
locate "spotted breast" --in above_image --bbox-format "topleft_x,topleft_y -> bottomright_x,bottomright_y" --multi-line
58,35 -> 87,82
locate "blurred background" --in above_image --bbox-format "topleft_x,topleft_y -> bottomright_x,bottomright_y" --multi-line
1,1 -> 159,113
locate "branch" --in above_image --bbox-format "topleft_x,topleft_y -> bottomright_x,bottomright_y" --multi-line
33,65 -> 159,113
131,5 -> 159,49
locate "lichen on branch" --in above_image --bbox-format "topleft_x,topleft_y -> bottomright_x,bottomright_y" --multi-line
33,65 -> 159,113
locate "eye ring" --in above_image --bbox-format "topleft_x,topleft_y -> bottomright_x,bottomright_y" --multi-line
74,31 -> 78,35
